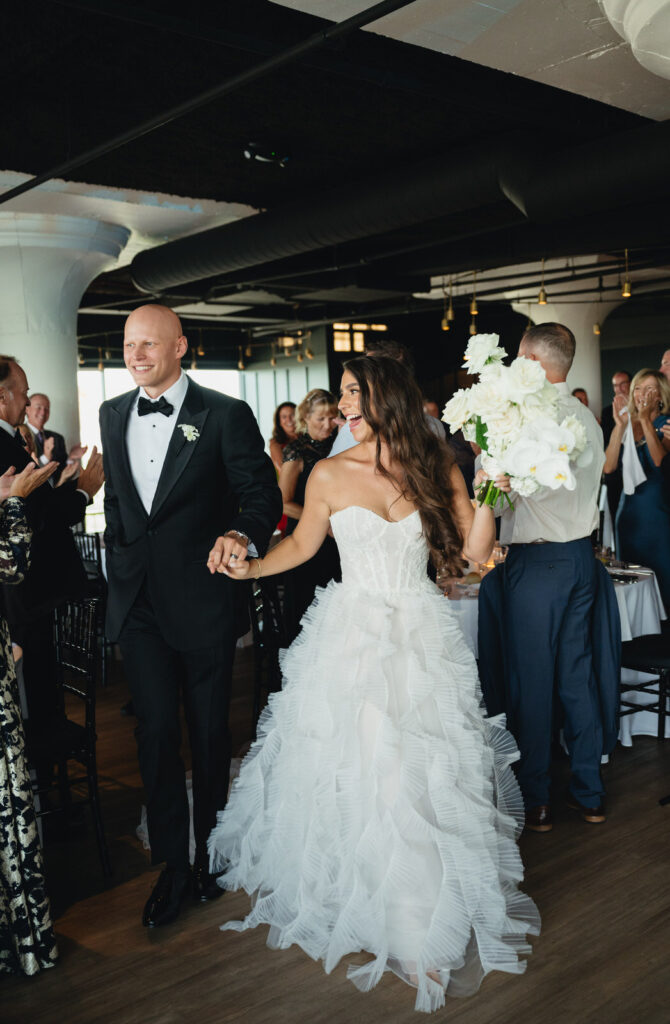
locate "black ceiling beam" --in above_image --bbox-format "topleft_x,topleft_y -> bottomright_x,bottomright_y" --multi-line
0,0 -> 419,206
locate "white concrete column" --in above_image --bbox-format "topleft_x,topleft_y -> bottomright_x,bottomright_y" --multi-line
0,213 -> 129,444
512,300 -> 619,417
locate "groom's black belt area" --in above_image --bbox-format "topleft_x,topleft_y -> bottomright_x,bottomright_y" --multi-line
511,537 -> 591,547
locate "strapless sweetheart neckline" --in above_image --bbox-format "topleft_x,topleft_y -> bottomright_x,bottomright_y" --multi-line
330,505 -> 420,525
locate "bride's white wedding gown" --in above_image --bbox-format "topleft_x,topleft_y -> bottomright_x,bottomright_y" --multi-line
208,506 -> 540,1012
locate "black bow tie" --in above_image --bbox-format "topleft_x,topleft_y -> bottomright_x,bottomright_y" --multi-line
138,396 -> 174,417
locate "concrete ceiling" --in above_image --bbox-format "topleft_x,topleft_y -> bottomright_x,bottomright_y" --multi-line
271,0 -> 670,119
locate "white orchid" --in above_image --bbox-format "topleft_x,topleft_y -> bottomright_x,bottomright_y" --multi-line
178,423 -> 200,442
535,454 -> 576,491
504,437 -> 552,479
462,333 -> 506,375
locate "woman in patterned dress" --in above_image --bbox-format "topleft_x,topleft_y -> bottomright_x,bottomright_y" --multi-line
0,458 -> 60,976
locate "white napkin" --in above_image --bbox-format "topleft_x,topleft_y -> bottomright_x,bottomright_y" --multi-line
621,417 -> 647,495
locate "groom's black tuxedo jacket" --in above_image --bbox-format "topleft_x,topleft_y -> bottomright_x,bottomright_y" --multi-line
0,428 -> 87,633
99,378 -> 281,648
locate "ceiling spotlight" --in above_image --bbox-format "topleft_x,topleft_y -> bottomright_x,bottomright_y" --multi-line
197,342 -> 205,357
243,142 -> 289,168
237,345 -> 245,371
245,344 -> 252,359
78,353 -> 85,366
296,352 -> 304,363
593,322 -> 601,336
191,353 -> 197,370
305,347 -> 314,360
97,348 -> 104,372
104,349 -> 112,361
469,317 -> 477,336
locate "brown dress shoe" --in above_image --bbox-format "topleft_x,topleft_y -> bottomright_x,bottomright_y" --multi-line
566,795 -> 606,823
525,805 -> 553,832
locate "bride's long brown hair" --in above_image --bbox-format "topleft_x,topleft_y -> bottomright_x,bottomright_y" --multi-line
343,355 -> 466,575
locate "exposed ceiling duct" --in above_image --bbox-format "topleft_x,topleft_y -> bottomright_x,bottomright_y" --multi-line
130,119 -> 670,296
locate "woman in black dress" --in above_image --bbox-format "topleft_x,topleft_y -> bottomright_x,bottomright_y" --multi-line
0,459 -> 59,976
279,388 -> 339,641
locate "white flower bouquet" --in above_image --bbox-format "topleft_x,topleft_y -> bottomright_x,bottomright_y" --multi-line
442,334 -> 592,508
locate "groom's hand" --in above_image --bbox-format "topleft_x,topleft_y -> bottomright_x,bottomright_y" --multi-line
207,531 -> 249,574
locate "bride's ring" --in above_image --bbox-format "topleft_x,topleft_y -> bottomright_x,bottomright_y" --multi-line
230,553 -> 238,560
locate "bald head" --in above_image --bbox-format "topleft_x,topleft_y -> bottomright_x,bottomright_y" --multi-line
123,304 -> 188,397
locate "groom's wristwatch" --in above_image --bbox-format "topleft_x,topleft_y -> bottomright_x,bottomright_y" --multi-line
224,529 -> 250,547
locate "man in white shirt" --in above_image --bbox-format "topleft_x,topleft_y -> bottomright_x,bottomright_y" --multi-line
489,323 -> 607,833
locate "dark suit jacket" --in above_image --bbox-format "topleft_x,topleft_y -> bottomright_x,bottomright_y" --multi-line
99,378 -> 282,649
601,405 -> 615,448
32,427 -> 68,484
0,428 -> 87,636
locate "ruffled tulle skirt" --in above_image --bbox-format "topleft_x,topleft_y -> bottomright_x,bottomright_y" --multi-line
208,579 -> 540,1012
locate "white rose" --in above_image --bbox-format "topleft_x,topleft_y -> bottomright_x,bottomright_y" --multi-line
442,389 -> 472,430
486,402 -> 524,439
535,454 -> 576,491
468,382 -> 511,420
507,356 -> 548,395
462,334 -> 507,375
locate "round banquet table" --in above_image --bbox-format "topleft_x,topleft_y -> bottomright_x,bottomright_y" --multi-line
446,567 -> 668,745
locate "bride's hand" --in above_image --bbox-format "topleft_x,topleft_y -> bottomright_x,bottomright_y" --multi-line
474,468 -> 511,494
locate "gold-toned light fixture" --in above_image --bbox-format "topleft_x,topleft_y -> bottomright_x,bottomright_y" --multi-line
593,322 -> 601,336
441,276 -> 454,330
97,347 -> 104,372
104,348 -> 112,361
196,331 -> 205,357
537,258 -> 547,305
270,343 -> 277,368
191,353 -> 198,370
78,352 -> 85,366
621,248 -> 632,298
305,346 -> 314,360
237,346 -> 245,371
469,316 -> 477,336
244,344 -> 252,359
470,270 -> 478,316
296,351 -> 304,363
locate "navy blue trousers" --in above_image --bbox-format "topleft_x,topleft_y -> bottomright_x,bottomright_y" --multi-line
501,538 -> 604,809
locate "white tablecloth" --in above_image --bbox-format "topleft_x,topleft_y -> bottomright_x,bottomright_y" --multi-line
446,567 -> 668,745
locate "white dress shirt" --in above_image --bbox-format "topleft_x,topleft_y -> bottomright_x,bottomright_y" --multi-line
499,383 -> 605,545
126,372 -> 189,514
0,419 -> 15,439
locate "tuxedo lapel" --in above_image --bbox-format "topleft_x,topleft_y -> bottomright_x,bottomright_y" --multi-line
109,389 -> 147,519
149,381 -> 209,521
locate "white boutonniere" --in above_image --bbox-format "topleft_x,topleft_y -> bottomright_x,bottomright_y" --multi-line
178,423 -> 200,442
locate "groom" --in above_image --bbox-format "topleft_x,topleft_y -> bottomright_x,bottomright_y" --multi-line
100,304 -> 281,927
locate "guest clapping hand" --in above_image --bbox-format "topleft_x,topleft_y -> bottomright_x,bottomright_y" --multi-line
0,460 -> 58,500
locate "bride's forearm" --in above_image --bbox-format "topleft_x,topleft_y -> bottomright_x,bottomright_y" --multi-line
256,534 -> 306,577
463,504 -> 496,564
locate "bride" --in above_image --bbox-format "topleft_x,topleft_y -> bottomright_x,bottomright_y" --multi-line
207,355 -> 540,1013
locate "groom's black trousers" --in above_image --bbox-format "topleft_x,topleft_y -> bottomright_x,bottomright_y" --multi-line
119,581 -> 236,870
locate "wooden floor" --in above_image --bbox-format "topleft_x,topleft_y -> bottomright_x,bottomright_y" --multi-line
4,649 -> 670,1024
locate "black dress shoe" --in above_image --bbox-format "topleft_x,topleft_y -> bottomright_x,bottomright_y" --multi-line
142,868 -> 191,927
192,864 -> 225,902
524,805 -> 553,833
